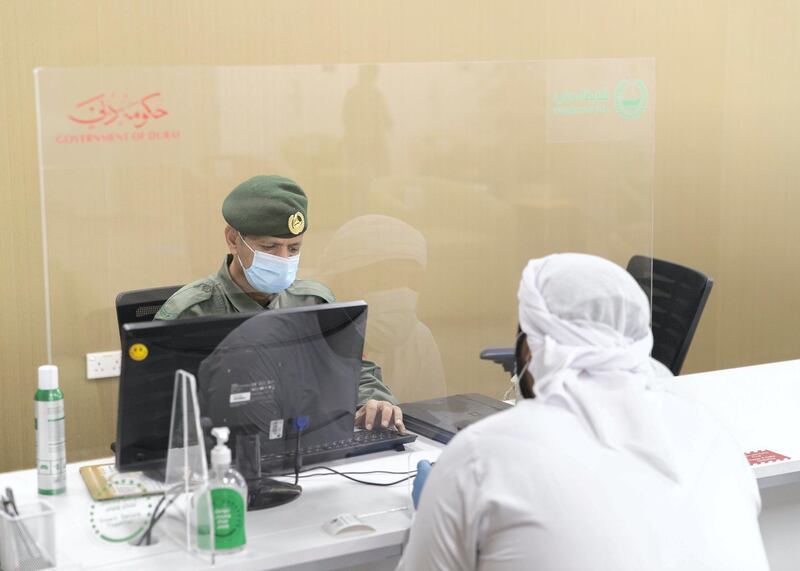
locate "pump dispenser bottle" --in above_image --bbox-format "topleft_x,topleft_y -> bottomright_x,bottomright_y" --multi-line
204,427 -> 247,553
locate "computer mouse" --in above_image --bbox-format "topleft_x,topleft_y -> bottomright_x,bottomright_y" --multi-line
247,479 -> 302,511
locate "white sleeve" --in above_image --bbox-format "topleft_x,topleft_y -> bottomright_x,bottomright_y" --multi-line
396,433 -> 483,571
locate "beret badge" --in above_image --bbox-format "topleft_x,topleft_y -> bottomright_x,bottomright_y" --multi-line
288,211 -> 305,235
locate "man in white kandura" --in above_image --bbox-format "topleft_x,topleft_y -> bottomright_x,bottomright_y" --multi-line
397,253 -> 768,571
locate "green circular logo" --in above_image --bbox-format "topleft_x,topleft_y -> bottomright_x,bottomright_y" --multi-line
614,79 -> 648,120
88,477 -> 154,544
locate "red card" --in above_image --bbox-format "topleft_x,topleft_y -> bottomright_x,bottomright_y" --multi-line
745,450 -> 791,465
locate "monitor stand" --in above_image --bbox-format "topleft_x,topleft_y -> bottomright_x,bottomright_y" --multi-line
143,467 -> 167,482
235,432 -> 302,510
247,478 -> 302,510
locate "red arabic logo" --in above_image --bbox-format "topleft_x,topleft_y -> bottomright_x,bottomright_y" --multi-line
67,92 -> 168,129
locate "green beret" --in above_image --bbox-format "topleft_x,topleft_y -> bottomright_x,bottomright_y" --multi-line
222,175 -> 308,237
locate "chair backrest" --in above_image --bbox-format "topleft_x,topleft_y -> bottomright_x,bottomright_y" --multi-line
111,285 -> 181,454
626,256 -> 713,375
115,285 -> 183,332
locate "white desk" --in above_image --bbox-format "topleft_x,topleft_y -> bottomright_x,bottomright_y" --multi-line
0,437 -> 444,571
671,359 -> 800,488
3,360 -> 800,570
672,359 -> 800,571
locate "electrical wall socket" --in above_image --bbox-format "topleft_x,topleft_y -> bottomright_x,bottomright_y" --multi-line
86,350 -> 122,380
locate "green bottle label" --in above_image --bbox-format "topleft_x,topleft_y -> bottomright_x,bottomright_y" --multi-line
206,488 -> 246,550
35,388 -> 64,402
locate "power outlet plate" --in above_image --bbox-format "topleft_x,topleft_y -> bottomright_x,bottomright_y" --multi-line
86,350 -> 122,380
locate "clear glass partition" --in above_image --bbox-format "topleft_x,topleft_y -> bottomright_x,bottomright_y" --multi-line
35,60 -> 653,544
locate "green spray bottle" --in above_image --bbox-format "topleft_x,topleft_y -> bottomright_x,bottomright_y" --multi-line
35,365 -> 66,495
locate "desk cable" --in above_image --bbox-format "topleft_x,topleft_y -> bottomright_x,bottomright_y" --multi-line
137,482 -> 185,546
287,465 -> 418,487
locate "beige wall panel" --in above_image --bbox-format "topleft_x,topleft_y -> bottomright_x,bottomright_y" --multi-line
713,2 -> 800,368
650,1 -> 727,374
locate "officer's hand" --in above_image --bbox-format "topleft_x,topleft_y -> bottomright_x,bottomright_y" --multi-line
355,399 -> 405,433
412,460 -> 433,509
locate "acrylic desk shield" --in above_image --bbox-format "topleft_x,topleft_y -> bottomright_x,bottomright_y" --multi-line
34,61 -> 654,547
163,369 -> 215,559
165,371 -> 208,489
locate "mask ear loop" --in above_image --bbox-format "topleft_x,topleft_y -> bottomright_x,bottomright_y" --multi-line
236,231 -> 258,271
503,331 -> 532,402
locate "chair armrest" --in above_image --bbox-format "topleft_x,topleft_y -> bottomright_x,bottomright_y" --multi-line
479,347 -> 516,374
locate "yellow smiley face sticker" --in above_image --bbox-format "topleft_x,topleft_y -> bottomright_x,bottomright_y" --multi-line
288,212 -> 305,235
128,343 -> 149,362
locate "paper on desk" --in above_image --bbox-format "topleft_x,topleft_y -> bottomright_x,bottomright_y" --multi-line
80,463 -> 167,501
745,450 -> 791,466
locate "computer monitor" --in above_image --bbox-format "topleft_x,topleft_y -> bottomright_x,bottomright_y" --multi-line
115,301 -> 367,476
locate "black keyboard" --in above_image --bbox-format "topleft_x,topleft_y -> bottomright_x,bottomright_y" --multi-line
261,429 -> 417,472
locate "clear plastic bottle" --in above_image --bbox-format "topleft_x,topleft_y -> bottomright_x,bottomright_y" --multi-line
199,427 -> 247,553
35,365 -> 66,495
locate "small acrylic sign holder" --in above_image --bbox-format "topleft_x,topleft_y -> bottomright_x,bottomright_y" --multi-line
160,369 -> 217,564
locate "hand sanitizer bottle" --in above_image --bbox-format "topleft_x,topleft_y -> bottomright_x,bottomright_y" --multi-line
35,365 -> 66,495
203,427 -> 247,553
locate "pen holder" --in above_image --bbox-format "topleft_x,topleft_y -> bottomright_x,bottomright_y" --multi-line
0,500 -> 56,571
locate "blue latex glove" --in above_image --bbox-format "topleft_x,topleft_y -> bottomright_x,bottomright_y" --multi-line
412,460 -> 433,509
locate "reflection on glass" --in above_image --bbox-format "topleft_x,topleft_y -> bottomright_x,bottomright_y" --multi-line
319,215 -> 446,402
343,65 -> 392,180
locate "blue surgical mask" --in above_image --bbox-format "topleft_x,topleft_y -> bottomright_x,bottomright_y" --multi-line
237,233 -> 300,294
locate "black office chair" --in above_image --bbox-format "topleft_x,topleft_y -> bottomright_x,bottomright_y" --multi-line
115,284 -> 183,335
111,285 -> 182,454
625,255 -> 713,375
479,256 -> 714,376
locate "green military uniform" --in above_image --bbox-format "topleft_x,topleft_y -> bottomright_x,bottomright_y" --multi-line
155,261 -> 397,406
156,256 -> 336,318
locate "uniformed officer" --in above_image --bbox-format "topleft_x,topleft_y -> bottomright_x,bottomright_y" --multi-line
155,175 -> 403,432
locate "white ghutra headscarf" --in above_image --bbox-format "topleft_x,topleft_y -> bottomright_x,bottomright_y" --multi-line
518,253 -> 681,479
